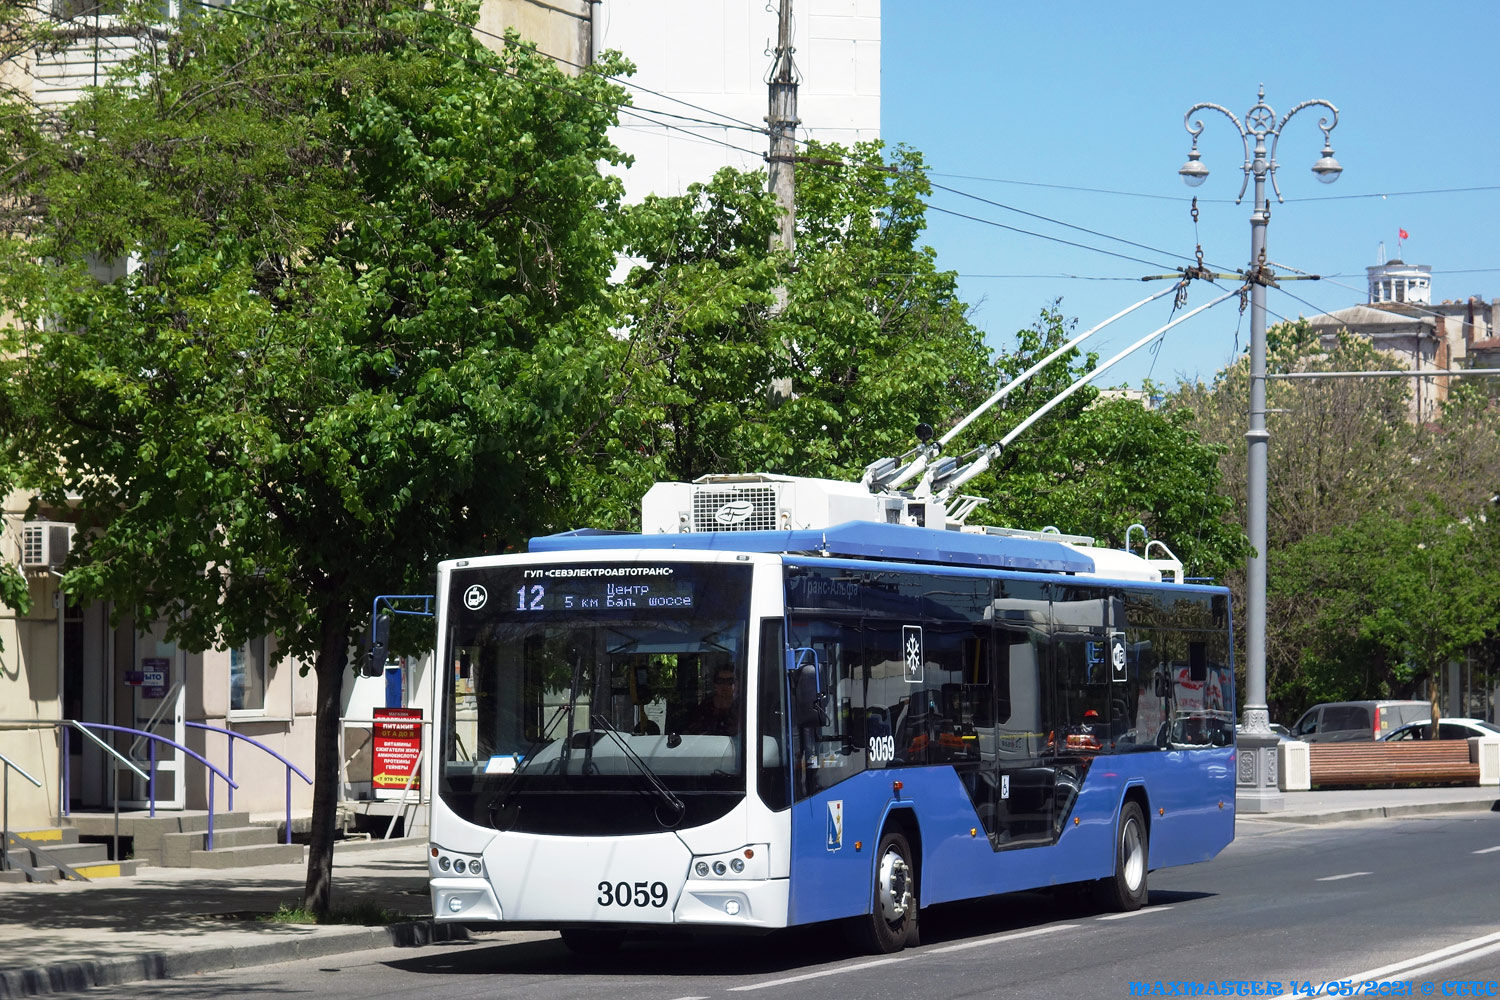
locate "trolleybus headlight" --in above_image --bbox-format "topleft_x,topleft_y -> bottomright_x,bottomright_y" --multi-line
712,861 -> 727,876
438,856 -> 451,871
730,858 -> 745,873
469,860 -> 482,874
448,897 -> 463,913
695,862 -> 710,877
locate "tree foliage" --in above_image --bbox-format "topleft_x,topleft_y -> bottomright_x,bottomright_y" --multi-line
0,0 -> 630,913
605,141 -> 999,511
1168,318 -> 1500,720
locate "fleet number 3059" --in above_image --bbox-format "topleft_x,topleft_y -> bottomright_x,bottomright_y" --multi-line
597,880 -> 668,908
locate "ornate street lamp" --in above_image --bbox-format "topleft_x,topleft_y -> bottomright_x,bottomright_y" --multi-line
1179,86 -> 1341,813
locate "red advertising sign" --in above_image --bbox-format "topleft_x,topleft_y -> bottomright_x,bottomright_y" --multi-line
373,707 -> 423,798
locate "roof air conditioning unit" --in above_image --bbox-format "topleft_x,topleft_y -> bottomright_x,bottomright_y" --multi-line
21,521 -> 75,571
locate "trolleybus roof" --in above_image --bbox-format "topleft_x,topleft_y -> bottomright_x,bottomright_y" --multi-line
528,521 -> 1095,575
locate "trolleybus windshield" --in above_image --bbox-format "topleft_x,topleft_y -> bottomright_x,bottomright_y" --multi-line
440,562 -> 753,835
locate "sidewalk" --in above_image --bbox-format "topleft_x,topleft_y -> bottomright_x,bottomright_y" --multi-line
0,837 -> 468,999
1237,784 -> 1500,826
2,787 -> 1497,998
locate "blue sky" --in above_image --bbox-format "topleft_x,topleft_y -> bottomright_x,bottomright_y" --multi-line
880,2 -> 1500,390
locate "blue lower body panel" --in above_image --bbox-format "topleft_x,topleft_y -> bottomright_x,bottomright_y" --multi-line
786,748 -> 1235,926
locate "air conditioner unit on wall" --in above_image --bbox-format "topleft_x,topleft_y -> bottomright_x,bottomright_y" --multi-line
20,521 -> 74,571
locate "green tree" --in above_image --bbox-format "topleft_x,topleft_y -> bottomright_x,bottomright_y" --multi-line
0,0 -> 630,913
610,141 -> 998,503
1275,500 -> 1500,724
960,306 -> 1249,581
1169,318 -> 1500,721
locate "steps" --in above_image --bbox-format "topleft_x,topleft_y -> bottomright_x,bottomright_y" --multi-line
3,827 -> 139,882
67,811 -> 305,870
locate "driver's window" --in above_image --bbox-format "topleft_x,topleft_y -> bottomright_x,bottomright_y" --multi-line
1294,711 -> 1318,736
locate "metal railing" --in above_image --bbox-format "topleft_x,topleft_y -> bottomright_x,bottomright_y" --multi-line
67,722 -> 238,849
0,751 -> 42,873
339,716 -> 431,840
185,722 -> 311,844
1,720 -> 149,864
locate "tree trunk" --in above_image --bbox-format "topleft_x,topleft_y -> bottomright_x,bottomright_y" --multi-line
303,607 -> 350,916
1428,671 -> 1441,741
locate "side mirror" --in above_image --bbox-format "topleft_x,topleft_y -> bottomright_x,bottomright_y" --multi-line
363,612 -> 391,677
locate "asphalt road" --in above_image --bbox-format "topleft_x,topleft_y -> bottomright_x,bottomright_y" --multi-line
67,811 -> 1500,1000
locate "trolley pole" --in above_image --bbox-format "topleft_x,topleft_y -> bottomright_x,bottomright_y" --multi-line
1178,86 -> 1342,813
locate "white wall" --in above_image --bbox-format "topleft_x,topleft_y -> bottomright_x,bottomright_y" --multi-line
596,0 -> 881,202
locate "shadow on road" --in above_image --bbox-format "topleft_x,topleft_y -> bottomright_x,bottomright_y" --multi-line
382,886 -> 1217,979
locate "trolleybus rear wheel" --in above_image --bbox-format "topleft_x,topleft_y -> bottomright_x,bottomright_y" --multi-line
1098,801 -> 1148,912
848,829 -> 919,954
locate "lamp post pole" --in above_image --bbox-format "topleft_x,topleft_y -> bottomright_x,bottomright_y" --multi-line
1179,86 -> 1341,812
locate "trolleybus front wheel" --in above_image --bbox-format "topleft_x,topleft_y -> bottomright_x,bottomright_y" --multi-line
1098,801 -> 1148,912
848,829 -> 920,954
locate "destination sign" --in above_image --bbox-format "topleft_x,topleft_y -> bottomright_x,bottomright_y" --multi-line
505,566 -> 694,614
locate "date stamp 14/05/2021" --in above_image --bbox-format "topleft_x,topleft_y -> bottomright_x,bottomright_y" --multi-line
1129,983 -> 1500,997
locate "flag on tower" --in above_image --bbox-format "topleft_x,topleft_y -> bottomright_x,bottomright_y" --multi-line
1399,228 -> 1409,240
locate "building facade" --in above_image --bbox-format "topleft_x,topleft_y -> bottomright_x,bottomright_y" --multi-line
1305,258 -> 1496,422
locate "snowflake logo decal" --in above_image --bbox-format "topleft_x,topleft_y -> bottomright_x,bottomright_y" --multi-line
902,625 -> 924,684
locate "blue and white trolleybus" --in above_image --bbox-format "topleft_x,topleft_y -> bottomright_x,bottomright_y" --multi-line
426,473 -> 1236,954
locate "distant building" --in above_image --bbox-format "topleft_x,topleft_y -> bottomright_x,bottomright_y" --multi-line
1303,257 -> 1497,422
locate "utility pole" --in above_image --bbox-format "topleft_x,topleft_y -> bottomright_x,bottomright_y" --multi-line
766,0 -> 797,400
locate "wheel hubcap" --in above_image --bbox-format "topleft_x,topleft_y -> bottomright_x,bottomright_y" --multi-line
1122,818 -> 1145,892
877,849 -> 912,923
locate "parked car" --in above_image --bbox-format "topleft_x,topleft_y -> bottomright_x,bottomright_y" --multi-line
1379,718 -> 1500,742
1235,722 -> 1292,740
1289,700 -> 1430,743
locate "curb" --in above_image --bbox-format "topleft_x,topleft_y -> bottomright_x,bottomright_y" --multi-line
0,920 -> 468,999
1240,796 -> 1499,826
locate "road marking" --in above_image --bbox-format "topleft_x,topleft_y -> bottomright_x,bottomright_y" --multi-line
727,957 -> 908,991
1309,928 -> 1500,996
1098,906 -> 1174,921
1473,845 -> 1500,854
1314,871 -> 1372,881
927,923 -> 1080,954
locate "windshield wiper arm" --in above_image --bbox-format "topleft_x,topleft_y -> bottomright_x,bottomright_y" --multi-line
590,716 -> 686,824
487,702 -> 570,829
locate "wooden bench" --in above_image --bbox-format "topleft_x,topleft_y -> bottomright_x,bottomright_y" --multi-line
1308,740 -> 1479,787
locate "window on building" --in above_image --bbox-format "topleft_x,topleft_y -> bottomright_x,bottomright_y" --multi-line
230,637 -> 267,714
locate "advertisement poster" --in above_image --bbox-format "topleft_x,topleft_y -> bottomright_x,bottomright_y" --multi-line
373,707 -> 423,799
140,657 -> 170,700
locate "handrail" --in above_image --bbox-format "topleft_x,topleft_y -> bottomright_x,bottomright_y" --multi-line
0,751 -> 45,790
65,721 -> 150,782
1,751 -> 43,873
128,679 -> 183,759
383,745 -> 424,840
73,722 -> 237,850
185,722 -> 311,845
0,719 -> 150,866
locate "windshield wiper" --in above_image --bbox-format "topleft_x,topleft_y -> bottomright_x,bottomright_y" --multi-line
589,716 -> 686,827
487,702 -> 570,831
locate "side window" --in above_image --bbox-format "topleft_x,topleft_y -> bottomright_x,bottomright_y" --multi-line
1294,710 -> 1319,736
1053,632 -> 1111,754
757,619 -> 788,812
787,617 -> 863,800
1323,706 -> 1368,733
